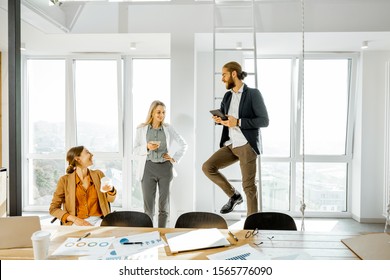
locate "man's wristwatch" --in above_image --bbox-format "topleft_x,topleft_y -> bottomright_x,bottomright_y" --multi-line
236,119 -> 240,127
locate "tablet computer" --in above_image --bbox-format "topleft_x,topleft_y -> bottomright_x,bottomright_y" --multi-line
210,109 -> 228,120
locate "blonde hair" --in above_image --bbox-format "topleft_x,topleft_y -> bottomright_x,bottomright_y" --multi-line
65,146 -> 84,174
143,100 -> 166,126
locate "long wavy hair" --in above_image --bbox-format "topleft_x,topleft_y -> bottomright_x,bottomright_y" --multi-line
65,146 -> 84,174
142,100 -> 166,127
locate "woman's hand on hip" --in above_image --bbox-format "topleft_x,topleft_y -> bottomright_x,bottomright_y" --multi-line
163,153 -> 175,163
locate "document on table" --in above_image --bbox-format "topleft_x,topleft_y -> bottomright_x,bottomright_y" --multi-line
207,244 -> 268,260
79,247 -> 159,260
112,231 -> 165,257
165,228 -> 230,253
81,231 -> 164,260
51,237 -> 115,256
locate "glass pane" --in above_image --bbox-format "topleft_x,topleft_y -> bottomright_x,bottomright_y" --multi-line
92,159 -> 122,208
27,59 -> 66,153
295,163 -> 347,212
132,59 -> 170,133
131,165 -> 144,210
254,58 -> 292,157
74,60 -> 119,152
262,162 -> 290,211
29,159 -> 65,206
303,59 -> 349,155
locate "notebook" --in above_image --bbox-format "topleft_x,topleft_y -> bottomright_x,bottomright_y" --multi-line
0,216 -> 41,249
165,228 -> 231,254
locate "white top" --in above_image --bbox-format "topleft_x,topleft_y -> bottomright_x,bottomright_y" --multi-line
225,84 -> 248,148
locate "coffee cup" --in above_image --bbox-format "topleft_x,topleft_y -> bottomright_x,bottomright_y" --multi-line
100,177 -> 113,193
31,230 -> 51,260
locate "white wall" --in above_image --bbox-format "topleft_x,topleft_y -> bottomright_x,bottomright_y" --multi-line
169,32 -> 196,224
352,51 -> 390,222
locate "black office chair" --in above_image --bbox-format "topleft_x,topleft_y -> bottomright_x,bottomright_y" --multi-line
174,211 -> 228,229
100,211 -> 153,227
243,212 -> 297,231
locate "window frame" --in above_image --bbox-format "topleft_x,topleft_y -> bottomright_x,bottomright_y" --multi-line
22,55 -> 124,211
260,52 -> 358,216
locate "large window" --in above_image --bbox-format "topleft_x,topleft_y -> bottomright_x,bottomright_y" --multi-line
24,57 -> 123,210
243,56 -> 354,213
23,57 -> 170,212
74,60 -> 120,152
25,59 -> 66,208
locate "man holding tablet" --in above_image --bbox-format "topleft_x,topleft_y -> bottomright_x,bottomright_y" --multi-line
203,61 -> 269,216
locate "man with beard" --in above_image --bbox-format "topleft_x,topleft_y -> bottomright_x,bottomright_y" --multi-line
202,61 -> 269,216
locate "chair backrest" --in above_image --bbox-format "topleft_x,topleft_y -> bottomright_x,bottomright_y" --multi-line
174,212 -> 228,229
243,212 -> 297,231
100,211 -> 153,227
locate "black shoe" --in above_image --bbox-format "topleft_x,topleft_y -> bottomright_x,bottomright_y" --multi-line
220,192 -> 243,214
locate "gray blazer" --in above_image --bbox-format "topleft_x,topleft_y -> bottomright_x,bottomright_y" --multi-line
220,84 -> 269,155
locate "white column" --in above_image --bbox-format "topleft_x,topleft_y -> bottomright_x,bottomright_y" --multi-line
384,61 -> 390,230
169,32 -> 195,226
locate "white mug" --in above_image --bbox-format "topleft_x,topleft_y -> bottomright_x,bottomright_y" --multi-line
100,177 -> 113,193
31,231 -> 51,260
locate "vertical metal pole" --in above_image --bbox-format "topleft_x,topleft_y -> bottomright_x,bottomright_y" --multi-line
8,0 -> 22,216
251,0 -> 262,212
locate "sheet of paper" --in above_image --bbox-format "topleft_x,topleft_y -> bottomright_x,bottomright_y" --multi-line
271,251 -> 313,260
165,228 -> 230,253
112,231 -> 165,257
79,247 -> 158,260
207,244 -> 268,260
51,237 -> 114,256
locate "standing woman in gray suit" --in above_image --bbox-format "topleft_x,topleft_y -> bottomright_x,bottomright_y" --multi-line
133,100 -> 187,227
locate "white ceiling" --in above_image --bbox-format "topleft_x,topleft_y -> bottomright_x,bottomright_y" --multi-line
1,0 -> 390,55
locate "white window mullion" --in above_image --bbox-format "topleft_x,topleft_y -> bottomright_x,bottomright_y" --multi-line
290,56 -> 299,211
346,56 -> 358,156
66,57 -> 77,150
22,55 -> 30,210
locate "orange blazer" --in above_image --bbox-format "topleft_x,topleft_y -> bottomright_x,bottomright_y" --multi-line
49,169 -> 116,225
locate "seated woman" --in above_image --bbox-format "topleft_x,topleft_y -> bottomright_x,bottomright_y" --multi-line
49,146 -> 116,226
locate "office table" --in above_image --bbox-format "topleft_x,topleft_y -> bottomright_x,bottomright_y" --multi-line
0,225 -> 360,260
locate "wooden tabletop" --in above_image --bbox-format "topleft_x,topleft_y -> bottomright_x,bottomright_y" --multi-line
0,225 -> 360,260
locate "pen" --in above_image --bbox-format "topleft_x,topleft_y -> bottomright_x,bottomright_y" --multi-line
228,231 -> 238,242
77,232 -> 91,242
122,242 -> 143,245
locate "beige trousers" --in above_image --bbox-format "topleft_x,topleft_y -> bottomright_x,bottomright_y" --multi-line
202,143 -> 259,216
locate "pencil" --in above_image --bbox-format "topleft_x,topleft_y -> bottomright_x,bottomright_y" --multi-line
228,231 -> 239,242
122,242 -> 143,245
77,232 -> 91,242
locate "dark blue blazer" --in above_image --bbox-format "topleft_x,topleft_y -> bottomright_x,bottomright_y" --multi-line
220,84 -> 269,155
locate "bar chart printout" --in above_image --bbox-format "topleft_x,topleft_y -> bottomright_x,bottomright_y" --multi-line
207,244 -> 267,260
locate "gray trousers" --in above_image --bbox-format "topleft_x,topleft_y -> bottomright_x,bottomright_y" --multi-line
141,160 -> 173,228
202,143 -> 258,216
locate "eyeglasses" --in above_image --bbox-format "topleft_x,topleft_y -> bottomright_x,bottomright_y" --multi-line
245,228 -> 259,239
245,228 -> 275,246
